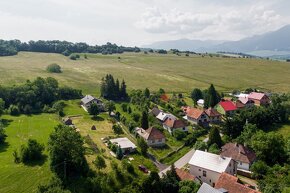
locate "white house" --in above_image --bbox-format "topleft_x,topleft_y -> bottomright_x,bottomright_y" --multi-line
135,127 -> 166,147
197,99 -> 204,107
109,137 -> 137,154
163,118 -> 188,134
156,112 -> 176,122
81,95 -> 104,111
189,150 -> 237,187
220,143 -> 256,171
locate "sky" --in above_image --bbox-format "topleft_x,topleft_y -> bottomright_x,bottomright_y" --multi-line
0,0 -> 290,46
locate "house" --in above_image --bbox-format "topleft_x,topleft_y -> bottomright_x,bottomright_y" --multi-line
135,127 -> 166,147
205,108 -> 222,123
215,100 -> 237,116
62,117 -> 73,126
176,168 -> 195,181
220,143 -> 256,171
182,107 -> 209,126
197,99 -> 204,107
81,95 -> 104,111
248,92 -> 270,106
150,107 -> 162,117
109,137 -> 137,154
163,118 -> 188,134
237,97 -> 255,108
215,172 -> 261,193
197,183 -> 224,193
156,112 -> 176,122
189,150 -> 237,187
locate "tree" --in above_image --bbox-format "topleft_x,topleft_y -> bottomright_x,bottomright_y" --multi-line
142,171 -> 161,193
144,88 -> 150,98
20,139 -> 45,163
93,155 -> 106,170
194,141 -> 208,151
0,122 -> 7,144
208,143 -> 220,154
48,125 -> 88,179
190,88 -> 203,105
132,113 -> 141,122
207,127 -> 222,148
250,161 -> 269,179
178,180 -> 200,193
250,131 -> 286,165
141,111 -> 149,129
161,165 -> 180,193
204,84 -> 220,108
8,105 -> 20,116
88,103 -> 99,117
120,79 -> 128,99
173,130 -> 187,140
37,176 -> 71,193
0,98 -> 5,116
237,123 -> 258,145
112,124 -> 123,135
105,100 -> 116,116
116,146 -> 123,160
138,138 -> 148,156
46,63 -> 62,73
121,103 -> 128,112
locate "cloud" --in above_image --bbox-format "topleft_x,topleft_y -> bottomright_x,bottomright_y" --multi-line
136,5 -> 289,40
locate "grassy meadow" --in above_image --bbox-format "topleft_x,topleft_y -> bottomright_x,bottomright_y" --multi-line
0,52 -> 290,95
0,114 -> 59,193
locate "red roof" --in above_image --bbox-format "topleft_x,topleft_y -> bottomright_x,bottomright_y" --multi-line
176,169 -> 195,181
160,94 -> 170,102
219,100 -> 237,112
215,173 -> 260,193
183,107 -> 205,119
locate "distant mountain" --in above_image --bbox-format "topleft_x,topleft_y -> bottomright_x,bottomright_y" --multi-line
143,39 -> 224,52
214,25 -> 290,53
144,25 -> 290,56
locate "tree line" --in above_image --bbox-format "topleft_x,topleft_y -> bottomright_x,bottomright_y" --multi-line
0,39 -> 141,56
0,77 -> 82,114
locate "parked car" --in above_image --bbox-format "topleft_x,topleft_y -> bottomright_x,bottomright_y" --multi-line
138,165 -> 148,173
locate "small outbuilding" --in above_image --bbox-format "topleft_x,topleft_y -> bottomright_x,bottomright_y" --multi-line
91,125 -> 96,130
62,117 -> 73,126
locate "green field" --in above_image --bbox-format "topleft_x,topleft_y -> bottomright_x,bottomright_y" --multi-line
0,114 -> 59,193
1,52 -> 290,95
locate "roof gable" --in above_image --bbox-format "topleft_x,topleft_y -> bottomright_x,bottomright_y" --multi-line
248,92 -> 267,101
183,107 -> 206,119
220,143 -> 256,164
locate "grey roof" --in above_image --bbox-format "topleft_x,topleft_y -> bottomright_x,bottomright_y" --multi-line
81,95 -> 97,104
189,150 -> 232,173
110,137 -> 137,149
197,183 -> 222,193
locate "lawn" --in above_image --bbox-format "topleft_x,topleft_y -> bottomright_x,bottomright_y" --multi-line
0,114 -> 59,193
274,121 -> 290,138
1,52 -> 290,95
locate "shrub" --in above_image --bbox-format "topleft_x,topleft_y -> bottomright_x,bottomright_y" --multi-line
173,130 -> 187,140
69,54 -> 77,60
46,63 -> 62,73
20,139 -> 45,163
8,105 -> 20,116
131,113 -> 140,122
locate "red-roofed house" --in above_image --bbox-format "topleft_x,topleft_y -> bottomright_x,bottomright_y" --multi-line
215,100 -> 237,116
220,143 -> 256,171
163,118 -> 188,134
182,106 -> 209,126
135,127 -> 166,147
205,108 -> 222,123
215,172 -> 260,193
248,92 -> 270,106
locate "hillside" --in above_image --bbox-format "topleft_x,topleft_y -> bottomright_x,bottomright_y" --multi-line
0,52 -> 290,94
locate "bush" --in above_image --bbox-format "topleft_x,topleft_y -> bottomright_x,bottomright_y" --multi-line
69,54 -> 77,60
46,63 -> 62,73
20,139 -> 45,163
131,113 -> 140,122
8,105 -> 20,116
173,130 -> 187,140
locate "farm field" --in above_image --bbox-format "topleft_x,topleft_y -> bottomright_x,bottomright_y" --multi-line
0,52 -> 290,95
0,114 -> 59,193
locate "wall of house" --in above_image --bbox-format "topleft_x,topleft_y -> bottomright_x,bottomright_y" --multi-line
225,159 -> 237,175
147,138 -> 165,147
237,161 -> 250,171
189,165 -> 221,187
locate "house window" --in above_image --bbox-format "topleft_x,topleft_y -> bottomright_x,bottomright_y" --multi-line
210,179 -> 211,183
152,140 -> 155,143
203,171 -> 207,177
158,139 -> 162,142
199,169 -> 201,171
240,162 -> 242,165
183,127 -> 185,130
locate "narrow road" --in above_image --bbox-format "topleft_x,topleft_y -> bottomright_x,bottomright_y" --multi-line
158,148 -> 195,177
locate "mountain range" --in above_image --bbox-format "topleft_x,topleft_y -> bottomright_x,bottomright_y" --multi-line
144,25 -> 290,57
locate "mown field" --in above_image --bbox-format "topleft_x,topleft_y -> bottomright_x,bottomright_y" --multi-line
0,114 -> 59,193
0,52 -> 290,95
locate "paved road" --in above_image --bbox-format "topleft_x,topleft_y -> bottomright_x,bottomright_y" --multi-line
158,148 -> 195,177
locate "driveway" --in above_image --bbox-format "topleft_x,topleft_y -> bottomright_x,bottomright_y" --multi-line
158,148 -> 195,177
